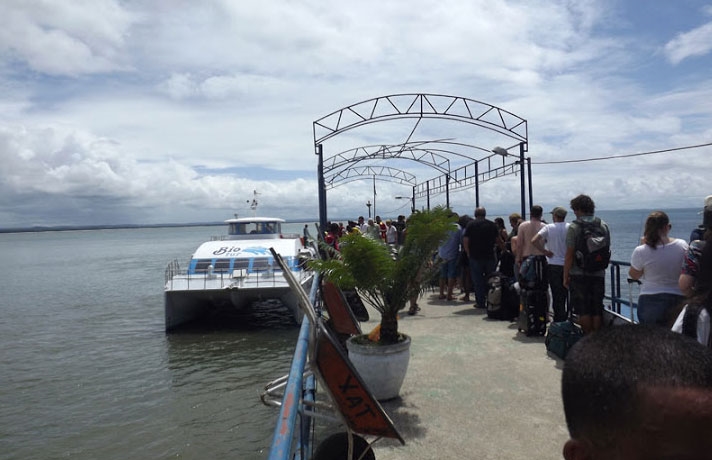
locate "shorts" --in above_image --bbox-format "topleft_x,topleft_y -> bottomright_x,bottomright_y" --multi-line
569,275 -> 605,317
440,257 -> 460,279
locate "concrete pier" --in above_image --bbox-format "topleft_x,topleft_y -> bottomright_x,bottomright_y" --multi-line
366,292 -> 570,460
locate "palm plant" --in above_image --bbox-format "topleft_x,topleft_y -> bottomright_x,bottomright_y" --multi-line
311,206 -> 455,344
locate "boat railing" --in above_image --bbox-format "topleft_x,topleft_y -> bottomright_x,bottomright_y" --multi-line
209,233 -> 303,241
164,259 -> 314,291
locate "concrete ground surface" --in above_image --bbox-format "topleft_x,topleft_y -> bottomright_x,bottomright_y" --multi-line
364,292 -> 570,460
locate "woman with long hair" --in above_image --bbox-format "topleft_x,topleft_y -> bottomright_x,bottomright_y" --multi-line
672,240 -> 712,346
629,211 -> 688,326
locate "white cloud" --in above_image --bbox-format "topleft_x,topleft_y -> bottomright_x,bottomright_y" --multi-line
0,0 -> 134,76
664,21 -> 712,65
0,0 -> 711,227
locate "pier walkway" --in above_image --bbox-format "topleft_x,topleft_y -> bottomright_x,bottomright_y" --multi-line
364,292 -> 569,460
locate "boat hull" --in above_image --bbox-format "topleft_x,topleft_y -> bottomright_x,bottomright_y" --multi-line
164,274 -> 312,331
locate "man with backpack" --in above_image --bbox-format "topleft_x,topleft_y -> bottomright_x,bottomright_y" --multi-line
563,194 -> 611,335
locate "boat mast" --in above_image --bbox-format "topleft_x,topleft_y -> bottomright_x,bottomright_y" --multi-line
247,190 -> 260,217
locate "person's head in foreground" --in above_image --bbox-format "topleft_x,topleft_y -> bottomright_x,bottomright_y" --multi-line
562,324 -> 712,460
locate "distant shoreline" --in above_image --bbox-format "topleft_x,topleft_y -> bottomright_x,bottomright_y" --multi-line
0,207 -> 699,234
0,218 -> 323,234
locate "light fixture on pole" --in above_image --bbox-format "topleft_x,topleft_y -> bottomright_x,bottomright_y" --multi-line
492,146 -> 509,157
366,200 -> 372,218
492,145 -> 528,220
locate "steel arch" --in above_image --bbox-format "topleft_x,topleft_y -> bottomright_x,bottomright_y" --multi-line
314,93 -> 527,147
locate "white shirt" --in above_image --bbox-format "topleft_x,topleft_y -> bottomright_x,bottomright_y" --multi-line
672,305 -> 710,346
536,222 -> 569,266
386,224 -> 397,244
630,239 -> 688,295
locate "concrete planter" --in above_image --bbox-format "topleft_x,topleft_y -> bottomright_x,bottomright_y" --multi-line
345,334 -> 411,401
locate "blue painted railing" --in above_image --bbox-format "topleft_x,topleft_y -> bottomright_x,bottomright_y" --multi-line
266,274 -> 320,460
265,260 -> 639,459
605,259 -> 639,322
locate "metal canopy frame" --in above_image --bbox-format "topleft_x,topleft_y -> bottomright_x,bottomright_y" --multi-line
313,93 -> 530,230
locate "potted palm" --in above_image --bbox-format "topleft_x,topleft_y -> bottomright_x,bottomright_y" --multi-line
311,206 -> 455,399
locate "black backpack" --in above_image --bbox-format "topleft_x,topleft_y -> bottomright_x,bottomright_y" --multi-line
574,217 -> 611,272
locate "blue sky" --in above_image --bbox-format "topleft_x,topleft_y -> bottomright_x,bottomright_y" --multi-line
1,0 -> 711,228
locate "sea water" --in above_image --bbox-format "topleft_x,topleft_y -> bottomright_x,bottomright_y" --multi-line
0,211 -> 701,459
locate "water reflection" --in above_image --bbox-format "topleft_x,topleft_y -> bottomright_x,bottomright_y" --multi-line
162,300 -> 299,459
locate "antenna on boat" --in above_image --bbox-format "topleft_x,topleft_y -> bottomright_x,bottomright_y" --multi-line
247,190 -> 260,216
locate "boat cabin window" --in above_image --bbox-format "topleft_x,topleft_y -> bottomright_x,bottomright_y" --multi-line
229,221 -> 281,235
233,259 -> 250,270
213,259 -> 231,273
229,223 -> 248,235
193,259 -> 212,273
251,257 -> 272,271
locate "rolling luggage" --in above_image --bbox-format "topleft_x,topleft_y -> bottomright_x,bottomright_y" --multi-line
518,288 -> 548,336
486,272 -> 519,321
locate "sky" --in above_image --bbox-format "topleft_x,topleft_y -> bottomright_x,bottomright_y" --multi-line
1,0 -> 712,228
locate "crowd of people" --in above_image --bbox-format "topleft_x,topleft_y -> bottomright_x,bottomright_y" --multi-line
320,193 -> 712,344
318,195 -> 712,458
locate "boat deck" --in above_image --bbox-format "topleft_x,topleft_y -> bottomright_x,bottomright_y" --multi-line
364,292 -> 569,460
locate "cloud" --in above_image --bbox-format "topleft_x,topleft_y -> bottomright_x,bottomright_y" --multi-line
0,0 -> 134,76
664,21 -> 712,65
0,1 -> 711,228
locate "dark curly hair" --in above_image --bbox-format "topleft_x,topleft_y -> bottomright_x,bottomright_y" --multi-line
570,194 -> 595,215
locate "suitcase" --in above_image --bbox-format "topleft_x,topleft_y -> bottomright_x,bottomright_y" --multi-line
545,319 -> 583,359
518,288 -> 548,336
486,272 -> 518,321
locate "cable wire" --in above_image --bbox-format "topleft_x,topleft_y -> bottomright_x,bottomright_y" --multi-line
533,141 -> 712,165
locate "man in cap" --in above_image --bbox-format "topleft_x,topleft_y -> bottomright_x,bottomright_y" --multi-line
532,206 -> 570,322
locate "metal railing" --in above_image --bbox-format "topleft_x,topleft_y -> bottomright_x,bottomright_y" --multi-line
264,259 -> 639,459
164,259 -> 313,291
265,274 -> 321,460
605,259 -> 638,323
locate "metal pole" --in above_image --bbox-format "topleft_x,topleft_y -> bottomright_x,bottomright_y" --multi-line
411,186 -> 416,214
373,176 -> 376,218
519,142 -> 526,221
475,161 -> 480,207
316,144 -> 327,232
445,174 -> 450,209
426,182 -> 430,210
526,157 -> 533,212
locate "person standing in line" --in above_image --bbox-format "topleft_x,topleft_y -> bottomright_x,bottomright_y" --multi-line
375,215 -> 387,241
563,194 -> 610,335
508,213 -> 522,240
672,239 -> 712,346
531,206 -> 570,322
629,211 -> 688,326
357,216 -> 367,233
437,213 -> 461,301
457,214 -> 474,302
515,205 -> 546,269
385,219 -> 397,246
365,218 -> 380,239
394,215 -> 407,247
463,207 -> 502,309
690,195 -> 712,242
